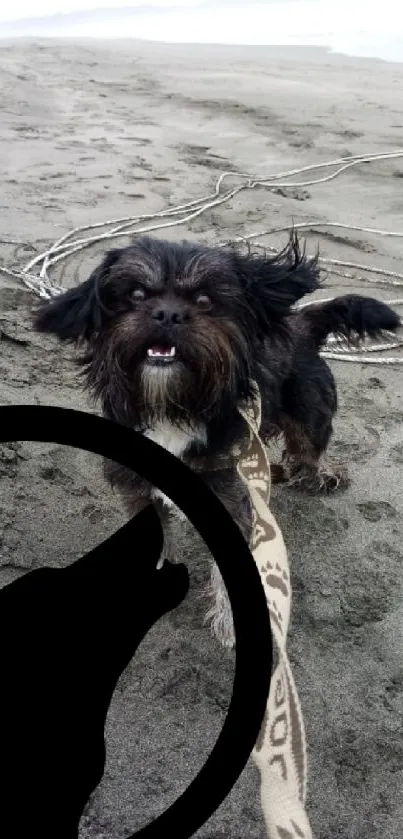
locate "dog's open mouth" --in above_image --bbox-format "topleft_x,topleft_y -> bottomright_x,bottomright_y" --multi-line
146,345 -> 177,365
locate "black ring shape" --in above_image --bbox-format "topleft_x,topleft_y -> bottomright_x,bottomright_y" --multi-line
0,405 -> 272,839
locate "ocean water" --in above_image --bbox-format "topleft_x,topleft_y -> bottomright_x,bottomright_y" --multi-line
2,1 -> 403,63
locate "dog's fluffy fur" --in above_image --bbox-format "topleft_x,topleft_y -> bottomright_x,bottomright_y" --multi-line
33,234 -> 401,646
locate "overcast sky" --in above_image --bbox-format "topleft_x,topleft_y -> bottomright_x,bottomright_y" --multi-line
1,0 -> 402,63
1,0 -> 203,23
0,0 -> 289,23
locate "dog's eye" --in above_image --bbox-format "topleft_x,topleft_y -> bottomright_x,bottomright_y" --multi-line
132,287 -> 146,302
195,293 -> 212,310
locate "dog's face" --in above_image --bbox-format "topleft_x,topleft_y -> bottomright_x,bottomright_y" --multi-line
84,239 -> 256,418
34,235 -> 319,425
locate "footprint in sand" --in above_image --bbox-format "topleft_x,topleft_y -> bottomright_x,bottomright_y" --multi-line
341,541 -> 403,627
356,501 -> 397,522
389,442 -> 403,464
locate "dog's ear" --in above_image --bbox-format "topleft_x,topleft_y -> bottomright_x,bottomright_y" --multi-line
237,233 -> 320,328
33,249 -> 122,343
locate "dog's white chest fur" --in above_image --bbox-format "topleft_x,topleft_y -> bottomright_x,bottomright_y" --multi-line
144,420 -> 207,512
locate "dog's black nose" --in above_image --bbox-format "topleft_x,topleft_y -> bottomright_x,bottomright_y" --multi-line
152,304 -> 189,325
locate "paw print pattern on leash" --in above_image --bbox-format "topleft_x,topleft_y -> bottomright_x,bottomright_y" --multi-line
236,382 -> 313,839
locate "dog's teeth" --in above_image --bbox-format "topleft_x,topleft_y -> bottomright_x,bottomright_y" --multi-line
147,346 -> 176,358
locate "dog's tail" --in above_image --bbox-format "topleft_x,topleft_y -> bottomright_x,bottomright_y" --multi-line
298,294 -> 401,349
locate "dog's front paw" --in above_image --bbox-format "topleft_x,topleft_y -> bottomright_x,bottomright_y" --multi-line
213,616 -> 235,649
319,466 -> 349,493
204,596 -> 235,648
205,565 -> 235,648
288,464 -> 349,494
208,613 -> 236,649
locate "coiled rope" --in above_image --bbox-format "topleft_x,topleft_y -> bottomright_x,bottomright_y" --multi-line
1,150 -> 402,363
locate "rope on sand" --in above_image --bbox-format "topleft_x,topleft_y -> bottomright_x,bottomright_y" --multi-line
1,150 -> 403,364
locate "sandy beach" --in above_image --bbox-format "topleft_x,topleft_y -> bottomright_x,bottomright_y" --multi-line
1,37 -> 403,838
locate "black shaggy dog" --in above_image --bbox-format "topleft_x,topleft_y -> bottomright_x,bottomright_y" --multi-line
34,234 -> 400,646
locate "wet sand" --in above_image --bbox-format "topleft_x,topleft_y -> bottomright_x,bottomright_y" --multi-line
1,38 -> 403,839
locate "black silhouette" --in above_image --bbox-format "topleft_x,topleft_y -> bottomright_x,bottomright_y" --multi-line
0,405 -> 272,839
0,506 -> 189,839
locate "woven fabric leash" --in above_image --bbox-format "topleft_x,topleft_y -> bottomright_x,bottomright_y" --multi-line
234,383 -> 313,839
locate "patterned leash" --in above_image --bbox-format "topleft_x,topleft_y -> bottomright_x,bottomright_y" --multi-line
235,384 -> 313,839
